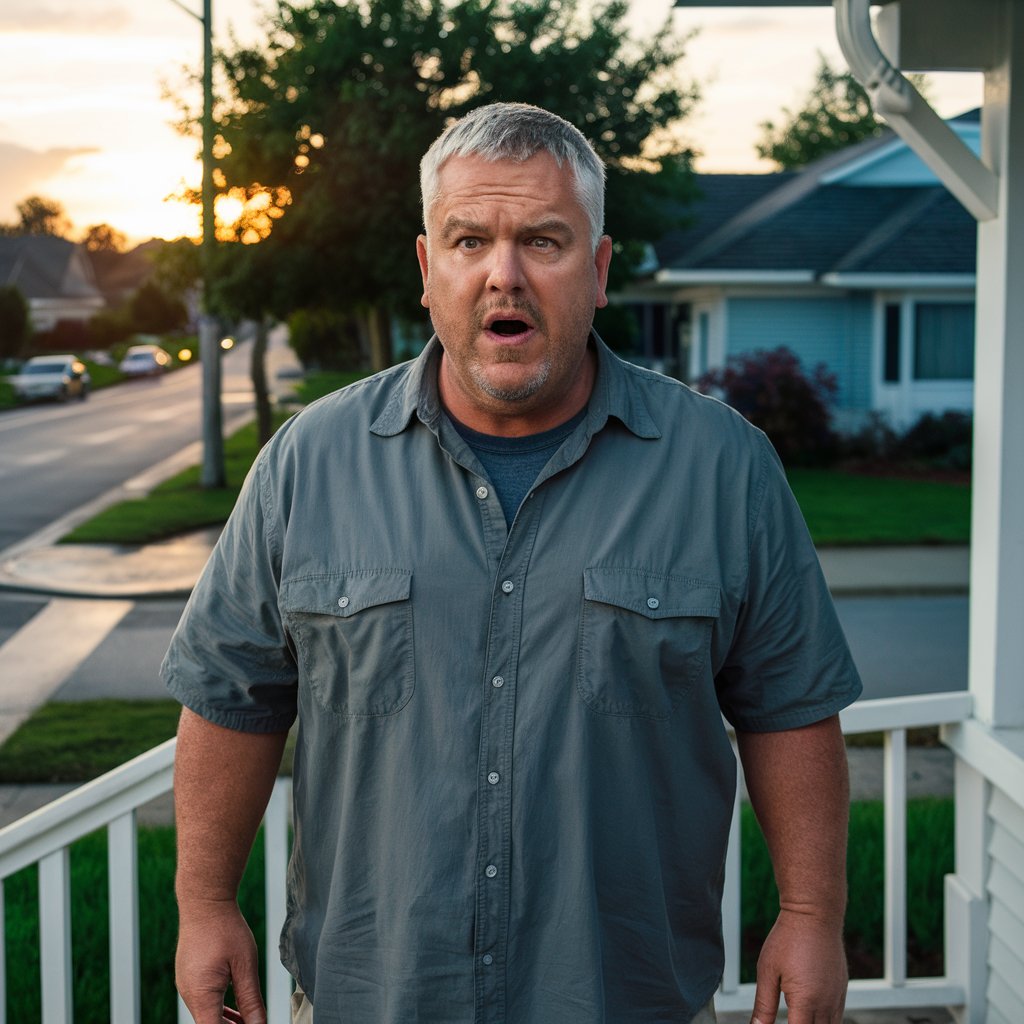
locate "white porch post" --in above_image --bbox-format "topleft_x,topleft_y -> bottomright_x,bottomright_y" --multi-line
970,0 -> 1024,728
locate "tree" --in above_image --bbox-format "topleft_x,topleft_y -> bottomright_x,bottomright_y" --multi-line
0,286 -> 31,360
195,0 -> 697,371
756,55 -> 884,169
81,223 -> 127,253
1,195 -> 73,237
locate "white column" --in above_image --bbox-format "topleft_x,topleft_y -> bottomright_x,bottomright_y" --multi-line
970,0 -> 1024,727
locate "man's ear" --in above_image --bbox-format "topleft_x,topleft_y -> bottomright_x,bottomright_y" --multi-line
594,235 -> 613,309
416,235 -> 430,309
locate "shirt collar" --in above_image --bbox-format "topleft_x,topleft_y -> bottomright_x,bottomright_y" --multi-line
370,332 -> 661,440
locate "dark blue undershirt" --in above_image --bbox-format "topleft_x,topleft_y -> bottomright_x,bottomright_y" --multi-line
449,408 -> 587,527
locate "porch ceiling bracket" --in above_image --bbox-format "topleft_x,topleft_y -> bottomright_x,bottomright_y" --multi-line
834,0 -> 999,222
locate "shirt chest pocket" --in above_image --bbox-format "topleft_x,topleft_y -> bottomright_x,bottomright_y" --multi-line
577,567 -> 720,720
281,570 -> 414,717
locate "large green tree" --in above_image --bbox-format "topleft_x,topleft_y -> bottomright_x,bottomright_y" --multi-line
199,0 -> 697,370
0,286 -> 31,360
0,195 -> 73,237
756,55 -> 884,170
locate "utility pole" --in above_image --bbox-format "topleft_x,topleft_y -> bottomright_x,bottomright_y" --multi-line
170,0 -> 225,487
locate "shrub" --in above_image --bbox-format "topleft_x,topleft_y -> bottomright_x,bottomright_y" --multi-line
895,411 -> 972,471
697,347 -> 838,465
288,308 -> 366,371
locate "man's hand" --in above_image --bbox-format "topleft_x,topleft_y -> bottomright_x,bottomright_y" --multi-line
750,907 -> 848,1024
176,898 -> 267,1024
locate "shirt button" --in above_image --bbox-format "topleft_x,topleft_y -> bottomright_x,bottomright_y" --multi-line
476,485 -> 489,500
482,954 -> 494,966
501,580 -> 514,594
491,675 -> 505,688
485,864 -> 498,878
487,771 -> 500,785
647,597 -> 660,610
338,596 -> 350,609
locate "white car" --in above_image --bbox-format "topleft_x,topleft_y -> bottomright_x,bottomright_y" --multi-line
119,343 -> 172,378
11,355 -> 91,402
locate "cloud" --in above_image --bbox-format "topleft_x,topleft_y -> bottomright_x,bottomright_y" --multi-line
0,6 -> 131,34
0,141 -> 99,217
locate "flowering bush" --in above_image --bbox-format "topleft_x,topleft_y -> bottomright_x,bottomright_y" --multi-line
697,346 -> 838,465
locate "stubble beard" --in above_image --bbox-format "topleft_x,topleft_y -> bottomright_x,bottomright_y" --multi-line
469,351 -> 551,403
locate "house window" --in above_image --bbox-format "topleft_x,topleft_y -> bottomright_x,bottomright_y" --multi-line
913,302 -> 975,380
884,303 -> 901,383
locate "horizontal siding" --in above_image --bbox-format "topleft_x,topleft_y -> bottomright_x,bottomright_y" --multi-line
725,295 -> 873,412
987,785 -> 1024,1024
989,935 -> 1024,1005
990,787 -> 1024,846
988,970 -> 1024,1024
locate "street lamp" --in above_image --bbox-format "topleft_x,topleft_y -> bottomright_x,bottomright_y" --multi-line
168,0 -> 225,488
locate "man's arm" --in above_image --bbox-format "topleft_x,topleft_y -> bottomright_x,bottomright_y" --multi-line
174,707 -> 289,1024
735,714 -> 850,1024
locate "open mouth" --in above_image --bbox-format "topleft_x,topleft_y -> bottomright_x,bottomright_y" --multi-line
490,319 -> 530,336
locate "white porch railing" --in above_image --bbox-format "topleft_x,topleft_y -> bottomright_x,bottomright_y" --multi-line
0,691 -> 973,1023
0,740 -> 292,1024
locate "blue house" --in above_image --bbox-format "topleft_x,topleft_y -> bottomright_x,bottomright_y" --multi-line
620,111 -> 979,430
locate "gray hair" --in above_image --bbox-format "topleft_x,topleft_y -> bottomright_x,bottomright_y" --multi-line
420,102 -> 606,249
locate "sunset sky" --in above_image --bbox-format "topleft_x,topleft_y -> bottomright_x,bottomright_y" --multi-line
0,1 -> 982,244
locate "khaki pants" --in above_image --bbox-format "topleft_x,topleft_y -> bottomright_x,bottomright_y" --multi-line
291,985 -> 314,1024
290,989 -> 715,1023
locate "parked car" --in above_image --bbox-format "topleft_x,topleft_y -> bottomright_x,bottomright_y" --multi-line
10,355 -> 90,402
119,344 -> 171,378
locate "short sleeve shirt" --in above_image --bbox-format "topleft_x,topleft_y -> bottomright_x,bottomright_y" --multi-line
162,335 -> 862,1024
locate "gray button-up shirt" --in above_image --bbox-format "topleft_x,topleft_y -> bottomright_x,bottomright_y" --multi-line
163,335 -> 861,1024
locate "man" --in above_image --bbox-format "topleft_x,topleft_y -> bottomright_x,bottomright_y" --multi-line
165,102 -> 861,1024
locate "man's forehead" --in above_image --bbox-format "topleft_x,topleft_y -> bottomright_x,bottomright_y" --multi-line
430,152 -> 581,220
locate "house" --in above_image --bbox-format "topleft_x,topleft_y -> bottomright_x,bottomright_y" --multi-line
620,112 -> 980,431
0,235 -> 105,332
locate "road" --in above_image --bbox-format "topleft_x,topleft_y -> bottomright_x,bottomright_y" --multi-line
0,340 -> 256,553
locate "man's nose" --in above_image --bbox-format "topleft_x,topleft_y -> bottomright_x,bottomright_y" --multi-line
485,242 -> 526,292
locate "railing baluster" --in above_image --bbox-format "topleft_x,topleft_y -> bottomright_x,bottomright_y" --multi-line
0,879 -> 7,1024
884,728 -> 908,986
264,778 -> 293,1021
721,771 -> 743,994
39,847 -> 73,1024
108,811 -> 141,1023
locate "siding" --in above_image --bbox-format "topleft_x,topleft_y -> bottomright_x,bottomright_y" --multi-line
986,787 -> 1024,1024
724,295 -> 873,412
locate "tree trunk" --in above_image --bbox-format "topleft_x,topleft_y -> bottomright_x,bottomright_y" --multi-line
251,316 -> 273,449
367,306 -> 392,373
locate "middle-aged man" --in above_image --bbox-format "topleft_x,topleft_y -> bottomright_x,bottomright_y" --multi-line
165,102 -> 862,1024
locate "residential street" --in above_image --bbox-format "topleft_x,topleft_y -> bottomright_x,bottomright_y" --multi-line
0,338 -> 255,553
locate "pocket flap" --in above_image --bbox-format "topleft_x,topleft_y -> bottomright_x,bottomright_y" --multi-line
583,567 -> 720,620
282,569 -> 412,618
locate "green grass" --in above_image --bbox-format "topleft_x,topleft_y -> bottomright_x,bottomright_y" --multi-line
61,414 -> 289,545
0,799 -> 950,1019
82,360 -> 125,390
0,700 -> 182,783
0,700 -> 296,783
0,377 -> 15,409
788,468 -> 971,546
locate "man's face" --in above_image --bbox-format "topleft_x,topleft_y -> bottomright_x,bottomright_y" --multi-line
417,152 -> 612,435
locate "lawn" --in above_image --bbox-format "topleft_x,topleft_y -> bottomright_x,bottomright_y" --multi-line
787,468 -> 971,546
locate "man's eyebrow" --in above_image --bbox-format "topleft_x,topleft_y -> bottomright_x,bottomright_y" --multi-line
438,217 -> 487,242
523,218 -> 575,240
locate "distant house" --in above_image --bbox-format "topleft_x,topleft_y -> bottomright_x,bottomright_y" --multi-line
619,111 -> 979,430
0,235 -> 105,333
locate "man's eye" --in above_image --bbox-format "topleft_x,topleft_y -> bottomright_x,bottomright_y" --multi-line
529,237 -> 555,250
458,238 -> 481,250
